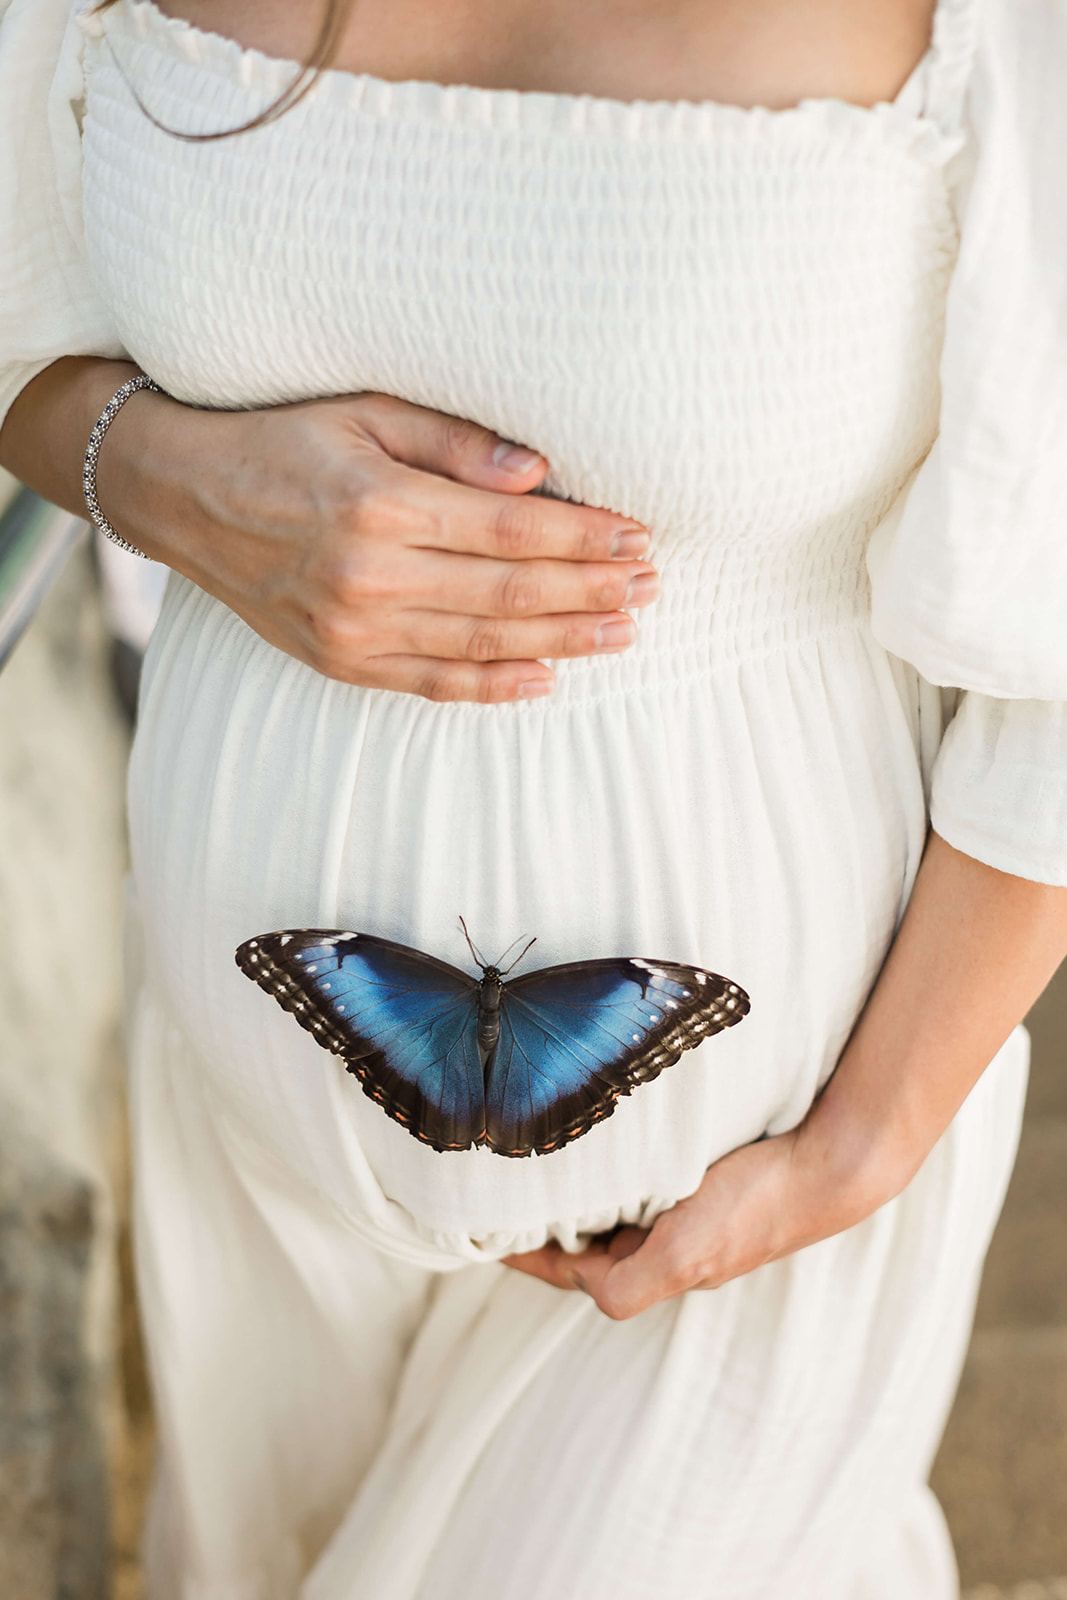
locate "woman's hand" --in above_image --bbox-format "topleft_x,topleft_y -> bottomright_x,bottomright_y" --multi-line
506,832 -> 1067,1319
502,1123 -> 889,1320
0,359 -> 658,702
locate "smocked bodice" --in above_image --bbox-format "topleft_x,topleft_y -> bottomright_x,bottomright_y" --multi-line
80,0 -> 970,701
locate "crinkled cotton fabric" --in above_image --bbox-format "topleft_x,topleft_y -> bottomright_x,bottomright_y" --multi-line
0,0 -> 1062,1595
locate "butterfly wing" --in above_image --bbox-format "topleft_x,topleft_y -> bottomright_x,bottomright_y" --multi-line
235,930 -> 486,1152
487,958 -> 750,1157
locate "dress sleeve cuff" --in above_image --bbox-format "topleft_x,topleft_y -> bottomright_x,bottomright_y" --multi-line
930,692 -> 1067,886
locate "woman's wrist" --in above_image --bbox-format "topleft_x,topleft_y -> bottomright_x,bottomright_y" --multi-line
788,1066 -> 927,1239
0,355 -> 209,569
91,372 -> 207,569
0,356 -> 139,516
788,836 -> 1067,1246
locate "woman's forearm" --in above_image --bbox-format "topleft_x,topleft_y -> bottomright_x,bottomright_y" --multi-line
799,829 -> 1067,1212
0,356 -> 142,520
0,356 -> 243,574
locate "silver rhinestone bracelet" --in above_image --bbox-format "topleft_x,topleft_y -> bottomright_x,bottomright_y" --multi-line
83,375 -> 163,558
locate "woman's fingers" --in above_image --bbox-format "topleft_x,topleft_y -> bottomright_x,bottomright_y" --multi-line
344,391 -> 552,492
362,456 -> 651,565
354,653 -> 558,703
430,546 -> 658,619
385,607 -> 638,663
502,1209 -> 720,1322
501,1239 -> 614,1291
332,541 -> 658,621
576,1230 -> 684,1320
233,593 -> 559,698
501,1244 -> 587,1289
502,1228 -> 649,1297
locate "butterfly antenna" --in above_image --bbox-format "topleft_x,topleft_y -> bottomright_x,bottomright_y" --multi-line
459,916 -> 489,971
501,936 -> 537,976
493,930 -> 527,967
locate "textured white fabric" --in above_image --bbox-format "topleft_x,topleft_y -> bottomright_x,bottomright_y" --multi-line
931,694 -> 1067,884
0,0 -> 1060,1595
866,0 -> 1067,887
0,0 -> 123,420
868,0 -> 1067,703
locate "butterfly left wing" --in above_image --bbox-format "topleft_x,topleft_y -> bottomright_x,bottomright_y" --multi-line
235,930 -> 486,1152
486,958 -> 750,1157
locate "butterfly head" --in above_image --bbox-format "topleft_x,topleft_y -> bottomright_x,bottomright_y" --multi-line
459,916 -> 537,979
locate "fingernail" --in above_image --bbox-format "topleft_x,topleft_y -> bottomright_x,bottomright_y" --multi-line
595,618 -> 635,650
518,678 -> 553,699
611,527 -> 649,559
625,573 -> 660,606
493,441 -> 544,475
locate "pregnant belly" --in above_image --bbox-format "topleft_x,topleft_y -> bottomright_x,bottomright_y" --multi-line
127,576 -> 940,1249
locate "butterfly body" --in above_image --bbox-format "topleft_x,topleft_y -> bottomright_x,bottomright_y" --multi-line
476,968 -> 505,1059
236,929 -> 750,1158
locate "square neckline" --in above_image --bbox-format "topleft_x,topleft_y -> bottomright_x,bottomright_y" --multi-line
106,0 -> 951,128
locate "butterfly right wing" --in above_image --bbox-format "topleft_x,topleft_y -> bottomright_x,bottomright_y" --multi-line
487,958 -> 749,1156
236,930 -> 486,1152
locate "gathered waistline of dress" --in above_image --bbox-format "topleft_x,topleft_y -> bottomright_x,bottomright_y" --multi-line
156,534 -> 883,711
157,577 -> 884,718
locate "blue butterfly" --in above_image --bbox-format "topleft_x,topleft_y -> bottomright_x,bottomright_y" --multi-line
235,922 -> 750,1158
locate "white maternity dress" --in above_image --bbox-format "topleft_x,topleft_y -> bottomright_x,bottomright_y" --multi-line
4,0 -> 1067,1595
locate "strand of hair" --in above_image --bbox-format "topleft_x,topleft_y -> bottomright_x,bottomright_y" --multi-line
94,0 -> 355,141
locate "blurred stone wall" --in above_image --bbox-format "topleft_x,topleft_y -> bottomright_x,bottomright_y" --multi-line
0,519 -> 130,1598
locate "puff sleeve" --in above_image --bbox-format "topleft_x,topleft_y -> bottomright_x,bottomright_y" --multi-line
868,0 -> 1067,886
0,0 -> 124,430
